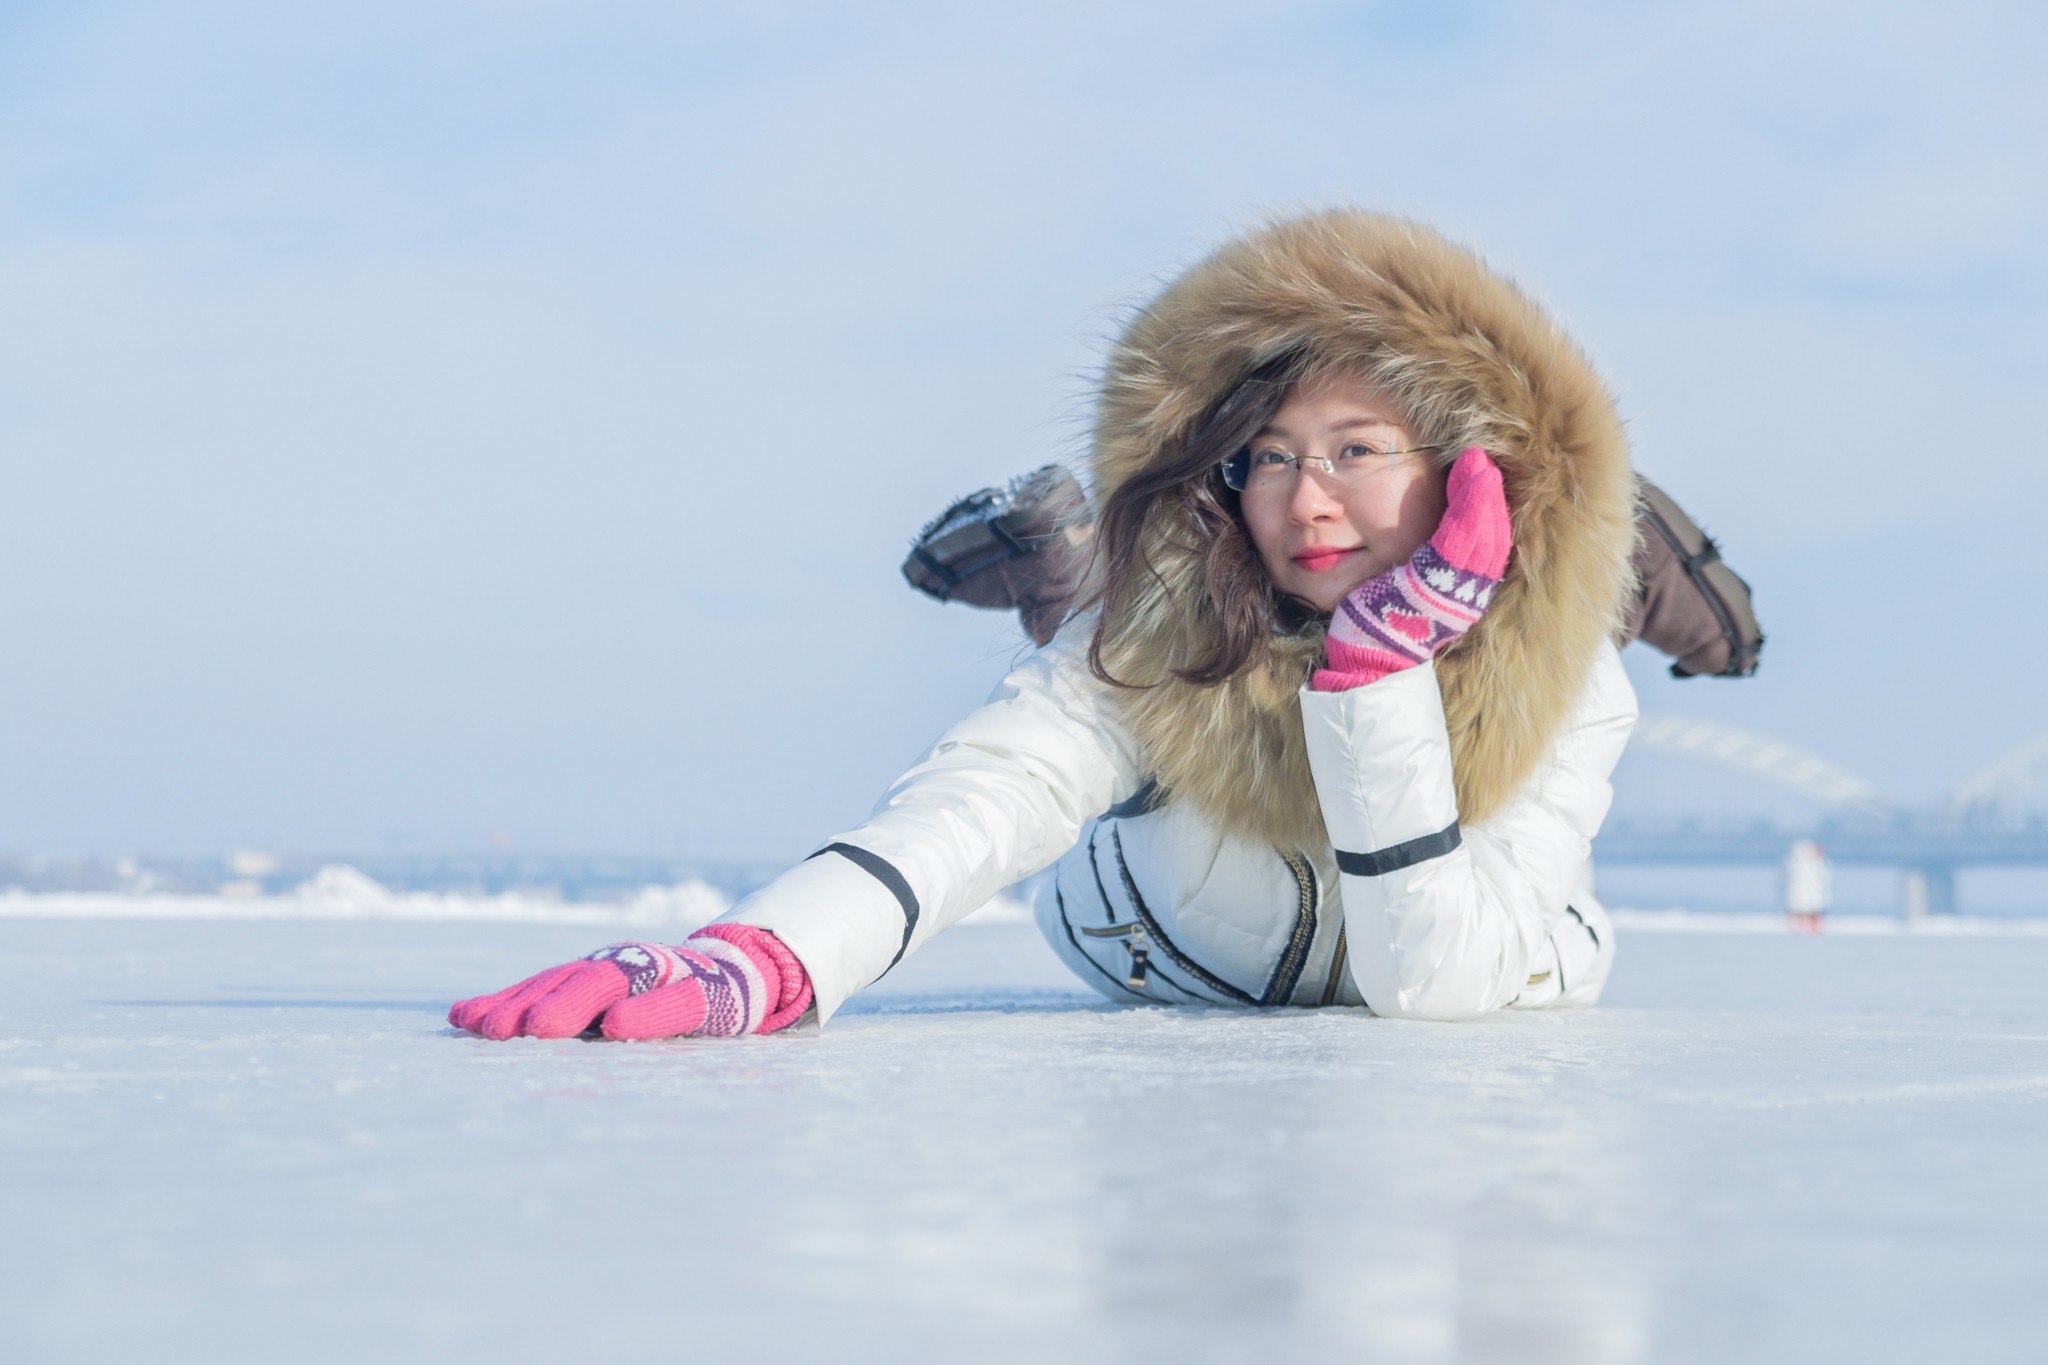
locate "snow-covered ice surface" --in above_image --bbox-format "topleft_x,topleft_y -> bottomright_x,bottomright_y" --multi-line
6,915 -> 2048,1364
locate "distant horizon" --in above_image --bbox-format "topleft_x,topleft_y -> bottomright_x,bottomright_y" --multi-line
8,838 -> 2048,922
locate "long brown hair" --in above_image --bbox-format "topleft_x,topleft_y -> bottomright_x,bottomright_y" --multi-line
1082,350 -> 1310,689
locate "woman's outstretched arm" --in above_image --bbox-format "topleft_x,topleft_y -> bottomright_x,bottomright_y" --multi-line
709,628 -> 1147,1022
449,631 -> 1142,1038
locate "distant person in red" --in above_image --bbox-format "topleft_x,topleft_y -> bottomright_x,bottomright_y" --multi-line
450,209 -> 1651,1039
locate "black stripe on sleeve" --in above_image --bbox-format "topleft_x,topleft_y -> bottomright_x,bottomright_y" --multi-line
807,842 -> 921,970
1335,822 -> 1463,878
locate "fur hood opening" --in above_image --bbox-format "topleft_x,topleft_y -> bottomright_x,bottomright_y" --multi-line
1088,209 -> 1636,850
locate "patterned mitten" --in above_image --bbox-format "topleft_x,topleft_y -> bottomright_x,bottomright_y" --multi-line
1314,447 -> 1513,692
601,924 -> 814,1039
448,924 -> 813,1040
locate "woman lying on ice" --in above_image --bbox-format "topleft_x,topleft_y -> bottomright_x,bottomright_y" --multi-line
451,207 -> 1687,1039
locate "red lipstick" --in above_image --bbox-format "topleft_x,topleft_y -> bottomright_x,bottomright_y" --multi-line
1292,546 -> 1360,573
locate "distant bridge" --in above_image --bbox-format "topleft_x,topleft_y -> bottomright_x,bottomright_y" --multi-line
1602,717 -> 2048,914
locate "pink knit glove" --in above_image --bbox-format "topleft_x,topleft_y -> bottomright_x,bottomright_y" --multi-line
1314,447 -> 1513,692
448,924 -> 814,1040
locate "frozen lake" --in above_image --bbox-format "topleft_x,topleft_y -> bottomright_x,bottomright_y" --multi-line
6,915 -> 2048,1363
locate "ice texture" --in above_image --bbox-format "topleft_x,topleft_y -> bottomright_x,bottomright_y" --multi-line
4,916 -> 2047,1363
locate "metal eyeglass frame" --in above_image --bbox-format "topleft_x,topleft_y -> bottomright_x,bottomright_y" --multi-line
1218,444 -> 1443,493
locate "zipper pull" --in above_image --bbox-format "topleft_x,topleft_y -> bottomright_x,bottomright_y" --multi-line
1126,926 -> 1150,990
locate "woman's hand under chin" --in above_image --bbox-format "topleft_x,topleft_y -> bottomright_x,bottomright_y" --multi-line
1314,448 -> 1513,691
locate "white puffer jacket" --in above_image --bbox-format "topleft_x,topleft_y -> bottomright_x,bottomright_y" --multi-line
717,210 -> 1644,1025
718,629 -> 1637,1024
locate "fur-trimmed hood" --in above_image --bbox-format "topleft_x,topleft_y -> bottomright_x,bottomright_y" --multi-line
1089,209 -> 1635,850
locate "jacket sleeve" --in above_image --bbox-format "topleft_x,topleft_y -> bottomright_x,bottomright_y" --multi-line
715,628 -> 1146,1023
1301,641 -> 1638,1021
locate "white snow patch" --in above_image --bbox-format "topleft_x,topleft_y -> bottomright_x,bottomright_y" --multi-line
0,864 -> 733,927
0,871 -> 1036,929
1609,907 -> 2048,935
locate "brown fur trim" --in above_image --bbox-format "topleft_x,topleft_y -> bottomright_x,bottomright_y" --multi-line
1091,210 -> 1635,847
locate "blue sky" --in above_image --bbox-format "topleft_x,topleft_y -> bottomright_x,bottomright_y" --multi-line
3,0 -> 2044,857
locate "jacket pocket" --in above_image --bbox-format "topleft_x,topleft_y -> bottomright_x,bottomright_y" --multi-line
1053,817 -> 1331,1008
1506,904 -> 1611,1010
1045,828 -> 1170,1003
1050,823 -> 1239,1004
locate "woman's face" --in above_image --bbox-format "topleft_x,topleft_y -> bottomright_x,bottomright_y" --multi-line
1237,374 -> 1449,613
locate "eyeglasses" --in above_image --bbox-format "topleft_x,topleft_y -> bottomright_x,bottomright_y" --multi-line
1219,443 -> 1442,493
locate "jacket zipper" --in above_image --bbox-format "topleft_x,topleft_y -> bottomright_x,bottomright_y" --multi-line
1089,827 -> 1324,1007
1108,826 -> 1258,1005
1056,887 -> 1155,1001
1264,851 -> 1320,1005
1319,925 -> 1349,1007
1080,921 -> 1151,990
